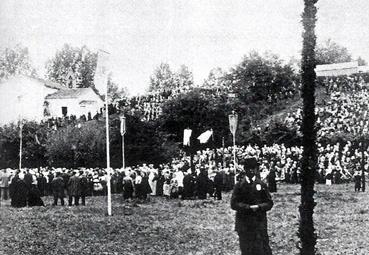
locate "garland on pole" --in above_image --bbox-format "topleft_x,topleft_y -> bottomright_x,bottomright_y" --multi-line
299,0 -> 318,254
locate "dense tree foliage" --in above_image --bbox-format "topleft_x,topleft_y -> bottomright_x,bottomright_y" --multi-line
42,114 -> 174,168
159,90 -> 229,149
315,39 -> 352,65
0,45 -> 36,80
229,51 -> 298,103
46,44 -> 97,88
149,63 -> 193,92
46,121 -> 106,168
0,121 -> 48,168
107,75 -> 128,104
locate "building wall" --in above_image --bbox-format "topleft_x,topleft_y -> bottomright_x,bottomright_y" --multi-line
316,67 -> 358,77
47,89 -> 103,118
0,76 -> 58,125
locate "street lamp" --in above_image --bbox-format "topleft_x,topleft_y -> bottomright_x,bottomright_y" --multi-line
120,115 -> 126,169
228,110 -> 238,168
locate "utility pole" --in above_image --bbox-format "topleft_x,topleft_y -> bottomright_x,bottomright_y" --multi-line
120,115 -> 126,169
18,95 -> 23,171
96,49 -> 112,216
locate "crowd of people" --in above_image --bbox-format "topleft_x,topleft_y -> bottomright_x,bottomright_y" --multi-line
0,160 -> 235,207
3,74 -> 369,209
285,74 -> 369,138
2,138 -> 368,208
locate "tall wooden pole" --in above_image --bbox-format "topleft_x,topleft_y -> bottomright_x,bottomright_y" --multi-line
19,120 -> 23,170
122,134 -> 125,169
97,49 -> 112,216
233,133 -> 236,167
18,95 -> 23,171
105,82 -> 112,216
299,0 -> 318,254
120,115 -> 126,169
222,137 -> 225,168
361,141 -> 366,192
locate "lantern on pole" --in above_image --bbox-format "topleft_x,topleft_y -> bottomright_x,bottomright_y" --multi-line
120,115 -> 126,169
228,110 -> 238,168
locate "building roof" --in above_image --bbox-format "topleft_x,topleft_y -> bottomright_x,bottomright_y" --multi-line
0,74 -> 67,90
79,100 -> 97,105
45,88 -> 92,99
315,61 -> 358,72
33,77 -> 67,90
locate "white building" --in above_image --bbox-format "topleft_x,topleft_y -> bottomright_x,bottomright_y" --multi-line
45,87 -> 104,118
315,61 -> 359,77
0,75 -> 65,125
0,75 -> 104,126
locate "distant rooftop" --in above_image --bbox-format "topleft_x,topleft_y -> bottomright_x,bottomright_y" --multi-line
45,88 -> 92,99
315,61 -> 358,72
0,74 -> 67,90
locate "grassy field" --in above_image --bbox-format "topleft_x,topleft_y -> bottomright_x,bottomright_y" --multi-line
0,183 -> 368,255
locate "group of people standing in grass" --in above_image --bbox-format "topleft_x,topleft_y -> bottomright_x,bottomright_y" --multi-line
0,168 -> 89,207
120,165 -> 227,201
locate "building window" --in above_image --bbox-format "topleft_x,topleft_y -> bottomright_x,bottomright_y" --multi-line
62,107 -> 68,117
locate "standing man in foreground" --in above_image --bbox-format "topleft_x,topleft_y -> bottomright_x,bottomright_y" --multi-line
231,157 -> 274,255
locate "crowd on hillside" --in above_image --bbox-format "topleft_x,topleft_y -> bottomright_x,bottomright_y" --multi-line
318,75 -> 369,94
284,75 -> 369,138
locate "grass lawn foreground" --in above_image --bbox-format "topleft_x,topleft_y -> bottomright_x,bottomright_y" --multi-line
1,184 -> 368,255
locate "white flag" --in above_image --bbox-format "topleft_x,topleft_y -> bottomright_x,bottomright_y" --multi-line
183,129 -> 192,146
94,49 -> 110,95
197,130 -> 213,144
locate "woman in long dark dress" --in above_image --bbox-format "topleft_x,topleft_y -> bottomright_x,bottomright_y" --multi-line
28,184 -> 45,206
267,170 -> 277,193
9,175 -> 29,208
154,170 -> 165,196
141,172 -> 152,200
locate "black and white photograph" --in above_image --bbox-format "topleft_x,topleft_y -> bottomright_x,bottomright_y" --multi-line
1,0 -> 369,254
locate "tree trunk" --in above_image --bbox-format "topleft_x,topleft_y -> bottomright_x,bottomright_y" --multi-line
361,141 -> 366,192
299,0 -> 318,254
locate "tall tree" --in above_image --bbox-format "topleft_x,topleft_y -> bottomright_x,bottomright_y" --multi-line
230,51 -> 297,103
315,39 -> 352,65
107,74 -> 128,105
46,44 -> 97,88
0,45 -> 36,80
202,67 -> 231,89
174,64 -> 194,88
149,63 -> 194,93
149,63 -> 174,92
299,0 -> 318,254
357,56 -> 367,66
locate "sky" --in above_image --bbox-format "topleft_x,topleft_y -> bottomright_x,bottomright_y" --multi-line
1,0 -> 369,95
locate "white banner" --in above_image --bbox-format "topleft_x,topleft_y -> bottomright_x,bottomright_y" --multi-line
120,116 -> 126,135
183,129 -> 192,146
94,49 -> 110,95
197,130 -> 213,144
229,113 -> 238,135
